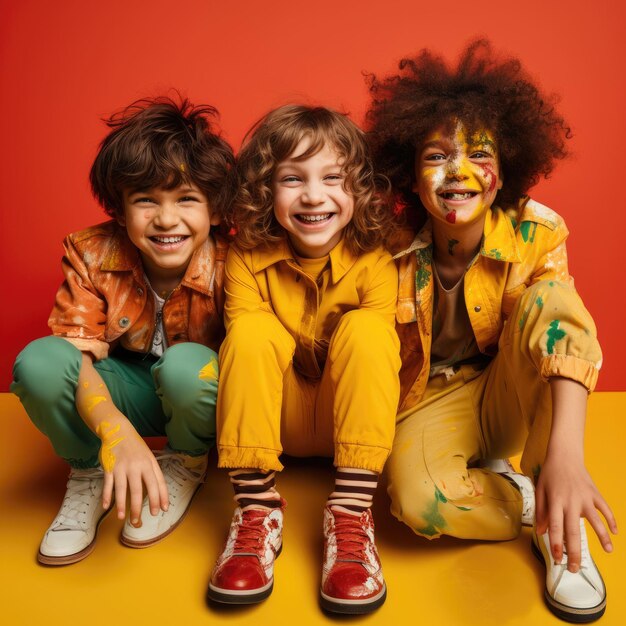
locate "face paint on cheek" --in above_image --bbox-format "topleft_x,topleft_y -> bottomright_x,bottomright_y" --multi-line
445,211 -> 457,223
480,163 -> 498,193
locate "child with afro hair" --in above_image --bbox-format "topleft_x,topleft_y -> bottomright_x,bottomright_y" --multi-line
367,39 -> 616,623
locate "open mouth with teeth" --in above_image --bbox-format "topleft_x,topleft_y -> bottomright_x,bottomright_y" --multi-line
438,191 -> 479,201
295,213 -> 333,224
149,235 -> 189,245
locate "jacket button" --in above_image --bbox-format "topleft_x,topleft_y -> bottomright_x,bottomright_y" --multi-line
474,305 -> 481,312
119,317 -> 130,328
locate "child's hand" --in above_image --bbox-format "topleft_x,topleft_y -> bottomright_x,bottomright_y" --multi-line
536,455 -> 617,573
98,418 -> 169,526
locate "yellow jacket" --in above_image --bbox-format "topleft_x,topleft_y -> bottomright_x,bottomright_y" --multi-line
394,198 -> 602,412
224,237 -> 398,379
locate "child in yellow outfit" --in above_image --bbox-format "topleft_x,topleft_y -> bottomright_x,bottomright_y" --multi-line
207,105 -> 401,614
367,40 -> 617,623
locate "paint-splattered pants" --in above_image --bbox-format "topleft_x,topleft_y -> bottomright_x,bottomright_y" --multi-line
217,309 -> 401,473
387,281 -> 601,540
11,336 -> 218,468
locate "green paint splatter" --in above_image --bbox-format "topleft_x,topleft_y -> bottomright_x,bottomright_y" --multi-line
531,464 -> 541,479
414,248 -> 432,291
536,296 -> 544,308
510,217 -> 518,229
546,320 -> 566,354
447,238 -> 459,256
520,221 -> 537,243
416,486 -> 448,537
486,248 -> 503,260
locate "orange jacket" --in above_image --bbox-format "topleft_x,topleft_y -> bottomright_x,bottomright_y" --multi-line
48,221 -> 227,360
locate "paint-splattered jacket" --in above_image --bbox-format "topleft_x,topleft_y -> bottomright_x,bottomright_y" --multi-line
48,221 -> 227,360
394,197 -> 602,412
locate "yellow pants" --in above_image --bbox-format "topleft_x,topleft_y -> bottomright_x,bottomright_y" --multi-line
217,309 -> 401,473
387,281 -> 599,541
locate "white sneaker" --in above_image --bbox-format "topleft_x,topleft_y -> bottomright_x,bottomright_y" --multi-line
120,451 -> 207,548
501,472 -> 535,527
533,519 -> 606,622
38,467 -> 110,565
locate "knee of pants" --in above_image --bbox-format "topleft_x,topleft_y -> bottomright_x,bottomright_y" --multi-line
330,309 -> 400,359
387,452 -> 475,538
387,463 -> 442,535
153,343 -> 219,410
222,311 -> 295,365
11,336 -> 81,404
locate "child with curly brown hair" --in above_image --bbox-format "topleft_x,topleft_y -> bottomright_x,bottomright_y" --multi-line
207,105 -> 401,614
12,96 -> 234,564
367,40 -> 617,623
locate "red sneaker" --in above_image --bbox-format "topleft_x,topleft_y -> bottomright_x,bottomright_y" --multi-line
207,504 -> 284,604
320,506 -> 386,614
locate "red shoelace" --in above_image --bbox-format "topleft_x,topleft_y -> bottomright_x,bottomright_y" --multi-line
233,510 -> 277,555
332,512 -> 371,562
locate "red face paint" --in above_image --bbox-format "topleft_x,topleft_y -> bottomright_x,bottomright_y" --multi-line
445,210 -> 457,223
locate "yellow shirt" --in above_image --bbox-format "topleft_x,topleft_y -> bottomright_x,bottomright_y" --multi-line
224,237 -> 398,379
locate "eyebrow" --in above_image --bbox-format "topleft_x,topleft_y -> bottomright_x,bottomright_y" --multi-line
469,136 -> 497,150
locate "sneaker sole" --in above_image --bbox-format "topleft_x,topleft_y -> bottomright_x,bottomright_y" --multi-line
319,583 -> 387,615
37,505 -> 112,566
531,539 -> 607,623
206,544 -> 282,605
120,482 -> 204,549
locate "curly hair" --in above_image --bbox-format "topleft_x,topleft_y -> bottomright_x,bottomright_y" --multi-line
231,104 -> 393,255
90,95 -> 235,222
366,39 -> 571,216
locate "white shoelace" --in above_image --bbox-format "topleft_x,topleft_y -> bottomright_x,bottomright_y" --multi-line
153,452 -> 206,495
50,468 -> 104,532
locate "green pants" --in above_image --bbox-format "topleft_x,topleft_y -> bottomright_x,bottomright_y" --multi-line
12,336 -> 218,468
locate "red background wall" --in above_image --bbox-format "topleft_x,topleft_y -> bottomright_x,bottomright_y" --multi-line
1,0 -> 624,390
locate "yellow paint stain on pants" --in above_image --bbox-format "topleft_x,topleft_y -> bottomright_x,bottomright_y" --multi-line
198,358 -> 218,381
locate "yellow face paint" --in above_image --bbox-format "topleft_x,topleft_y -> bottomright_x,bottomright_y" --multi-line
83,395 -> 107,416
96,421 -> 125,472
82,381 -> 89,389
414,122 -> 502,226
198,358 -> 218,381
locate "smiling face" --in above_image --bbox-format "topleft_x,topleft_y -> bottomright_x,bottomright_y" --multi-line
413,122 -> 503,227
120,183 -> 218,286
271,138 -> 354,258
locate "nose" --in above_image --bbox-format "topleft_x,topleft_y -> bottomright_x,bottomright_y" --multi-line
153,201 -> 180,229
445,157 -> 470,181
301,181 -> 325,205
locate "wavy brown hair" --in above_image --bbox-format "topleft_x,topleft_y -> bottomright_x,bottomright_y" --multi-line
366,39 -> 571,219
231,105 -> 393,254
90,95 -> 235,222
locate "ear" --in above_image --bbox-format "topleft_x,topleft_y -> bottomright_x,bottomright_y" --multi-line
116,212 -> 126,227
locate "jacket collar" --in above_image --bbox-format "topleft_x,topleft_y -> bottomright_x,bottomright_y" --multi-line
254,236 -> 358,284
393,206 -> 521,263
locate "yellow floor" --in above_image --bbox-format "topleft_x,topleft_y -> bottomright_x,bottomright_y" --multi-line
1,393 -> 624,625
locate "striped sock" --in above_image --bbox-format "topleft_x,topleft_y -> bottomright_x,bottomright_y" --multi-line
228,469 -> 282,511
327,467 -> 378,516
